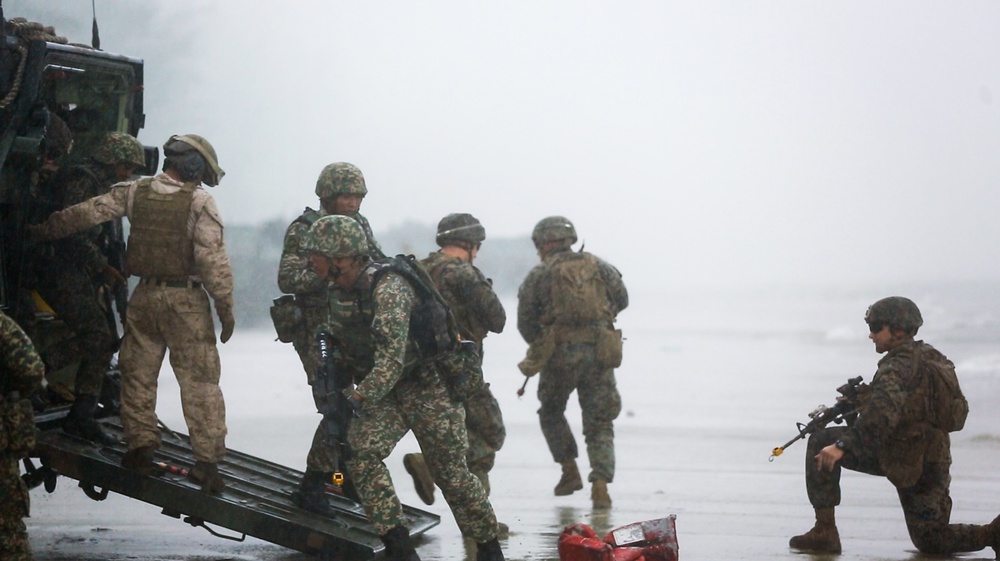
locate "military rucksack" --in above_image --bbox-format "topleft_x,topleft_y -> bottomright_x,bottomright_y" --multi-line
549,251 -> 611,325
369,254 -> 460,360
918,347 -> 969,433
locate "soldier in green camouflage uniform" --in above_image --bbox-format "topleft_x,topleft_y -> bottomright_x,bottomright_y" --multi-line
517,216 -> 628,509
403,214 -> 506,509
29,127 -> 143,445
277,162 -> 382,514
30,134 -> 235,494
0,310 -> 45,561
790,297 -> 1000,556
304,215 -> 504,561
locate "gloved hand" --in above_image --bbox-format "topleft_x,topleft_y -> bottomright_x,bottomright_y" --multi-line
215,295 -> 235,343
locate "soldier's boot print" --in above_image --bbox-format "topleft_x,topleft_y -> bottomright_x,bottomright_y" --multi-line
121,445 -> 157,476
554,459 -> 583,496
188,460 -> 226,494
789,507 -> 841,554
290,470 -> 334,516
591,479 -> 612,509
64,394 -> 117,446
403,453 -> 436,505
476,537 -> 505,561
380,525 -> 421,561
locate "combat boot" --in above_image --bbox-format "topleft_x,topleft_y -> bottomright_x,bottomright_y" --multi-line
381,525 -> 421,561
64,394 -> 117,446
476,537 -> 505,561
404,453 -> 436,505
121,445 -> 157,476
591,479 -> 612,509
188,460 -> 226,493
291,470 -> 333,516
789,507 -> 841,554
554,459 -> 583,496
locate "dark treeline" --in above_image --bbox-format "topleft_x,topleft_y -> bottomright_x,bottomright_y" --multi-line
226,220 -> 537,327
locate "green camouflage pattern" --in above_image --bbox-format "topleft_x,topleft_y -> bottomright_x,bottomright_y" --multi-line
802,341 -> 994,554
0,311 -> 44,561
865,296 -> 924,333
518,246 -> 628,483
421,251 -> 507,483
91,132 -> 145,168
315,162 -> 367,199
435,213 -> 485,246
531,215 -> 577,245
338,270 -> 499,541
305,215 -> 369,259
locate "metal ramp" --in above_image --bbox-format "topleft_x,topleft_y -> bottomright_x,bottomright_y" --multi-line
29,411 -> 440,560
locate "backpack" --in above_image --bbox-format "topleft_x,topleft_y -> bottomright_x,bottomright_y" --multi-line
369,254 -> 460,360
919,348 -> 969,433
549,252 -> 610,325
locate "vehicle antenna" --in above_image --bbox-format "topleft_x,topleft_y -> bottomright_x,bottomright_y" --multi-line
91,0 -> 101,49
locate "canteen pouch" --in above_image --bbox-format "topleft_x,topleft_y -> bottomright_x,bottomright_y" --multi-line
0,397 -> 36,456
270,295 -> 303,343
596,328 -> 623,368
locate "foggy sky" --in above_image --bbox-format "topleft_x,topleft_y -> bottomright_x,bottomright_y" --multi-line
8,1 -> 1000,291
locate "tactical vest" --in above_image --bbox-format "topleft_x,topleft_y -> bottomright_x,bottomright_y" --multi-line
548,251 -> 612,326
126,178 -> 196,279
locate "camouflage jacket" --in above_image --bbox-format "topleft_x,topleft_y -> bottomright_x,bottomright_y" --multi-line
30,173 -> 234,302
421,251 -> 505,348
517,247 -> 628,344
0,311 -> 44,401
841,341 -> 952,487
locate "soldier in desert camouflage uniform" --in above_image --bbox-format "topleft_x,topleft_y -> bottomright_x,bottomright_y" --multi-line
403,214 -> 506,512
277,162 -> 382,514
30,134 -> 235,493
0,310 -> 45,561
517,216 -> 628,509
30,128 -> 144,445
790,296 -> 1000,556
304,215 -> 504,561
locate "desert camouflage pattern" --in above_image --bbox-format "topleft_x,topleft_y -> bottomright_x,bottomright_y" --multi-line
31,173 -> 234,462
803,341 -> 993,554
0,312 -> 44,561
422,251 -> 506,484
517,246 -> 628,483
340,270 -> 499,541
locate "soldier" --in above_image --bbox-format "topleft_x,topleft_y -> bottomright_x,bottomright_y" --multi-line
30,128 -> 143,445
789,296 -> 1000,555
304,215 -> 505,561
517,216 -> 628,509
29,134 -> 235,493
0,310 -> 45,561
276,162 -> 381,513
403,213 -> 507,514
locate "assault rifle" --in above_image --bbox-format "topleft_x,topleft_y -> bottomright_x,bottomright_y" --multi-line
770,376 -> 865,461
314,332 -> 356,487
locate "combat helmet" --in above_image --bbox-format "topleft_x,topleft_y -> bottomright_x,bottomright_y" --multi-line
865,296 -> 923,335
92,132 -> 145,168
163,134 -> 225,186
531,216 -> 577,246
305,215 -> 369,259
315,162 -> 367,199
436,213 -> 486,247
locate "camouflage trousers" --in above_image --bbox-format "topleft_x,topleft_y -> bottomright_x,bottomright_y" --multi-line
35,268 -> 114,397
0,457 -> 32,560
346,374 -> 498,541
464,381 -> 506,483
118,284 -> 227,462
805,427 -> 991,554
537,342 -> 621,483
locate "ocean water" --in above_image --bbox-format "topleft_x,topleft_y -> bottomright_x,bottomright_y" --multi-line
28,284 -> 1000,560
